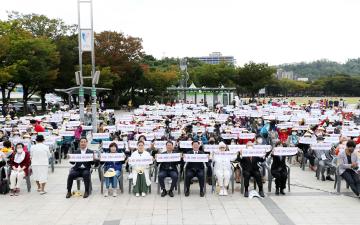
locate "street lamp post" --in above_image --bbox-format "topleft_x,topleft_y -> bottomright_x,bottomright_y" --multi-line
180,58 -> 188,102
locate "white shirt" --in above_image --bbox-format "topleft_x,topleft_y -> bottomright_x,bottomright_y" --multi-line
30,143 -> 51,166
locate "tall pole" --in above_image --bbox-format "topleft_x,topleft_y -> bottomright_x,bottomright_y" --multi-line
77,0 -> 84,121
90,0 -> 97,133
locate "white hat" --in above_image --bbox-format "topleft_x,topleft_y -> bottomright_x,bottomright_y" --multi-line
219,142 -> 226,148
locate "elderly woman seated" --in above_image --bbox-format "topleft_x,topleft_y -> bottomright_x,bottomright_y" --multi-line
8,143 -> 31,196
213,142 -> 235,196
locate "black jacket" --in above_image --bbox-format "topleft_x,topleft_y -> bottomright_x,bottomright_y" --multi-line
70,149 -> 96,170
158,151 -> 179,172
185,150 -> 207,171
236,153 -> 264,172
271,155 -> 287,172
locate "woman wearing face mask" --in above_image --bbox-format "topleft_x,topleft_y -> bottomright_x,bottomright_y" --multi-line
287,128 -> 299,147
269,142 -> 288,195
338,140 -> 360,197
213,142 -> 235,196
9,143 -> 31,196
131,141 -> 152,197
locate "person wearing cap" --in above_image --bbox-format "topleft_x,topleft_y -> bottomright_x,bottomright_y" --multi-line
278,127 -> 290,144
184,140 -> 207,197
213,142 -> 234,196
103,142 -> 123,197
158,141 -> 179,197
8,143 -> 31,196
30,135 -> 51,194
298,131 -> 316,171
338,140 -> 360,197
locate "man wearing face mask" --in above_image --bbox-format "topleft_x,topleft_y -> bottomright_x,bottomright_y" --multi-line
66,138 -> 97,199
338,140 -> 360,197
314,136 -> 335,181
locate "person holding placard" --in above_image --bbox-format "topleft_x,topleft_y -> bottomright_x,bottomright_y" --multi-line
213,142 -> 234,196
158,141 -> 179,197
338,140 -> 360,197
236,141 -> 265,197
103,143 -> 123,197
270,142 -> 288,195
313,136 -> 335,181
184,141 -> 207,197
66,138 -> 96,199
131,140 -> 152,197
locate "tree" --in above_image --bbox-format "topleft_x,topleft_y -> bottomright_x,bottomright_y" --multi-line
234,62 -> 276,97
190,63 -> 236,87
6,37 -> 59,114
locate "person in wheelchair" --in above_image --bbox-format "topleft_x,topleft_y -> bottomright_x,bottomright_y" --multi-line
213,142 -> 234,196
184,140 -> 207,197
236,141 -> 265,198
66,137 -> 97,199
103,142 -> 123,197
8,143 -> 31,196
158,141 -> 179,197
270,142 -> 288,195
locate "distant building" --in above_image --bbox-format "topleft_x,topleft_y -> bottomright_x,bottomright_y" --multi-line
276,69 -> 294,80
297,77 -> 309,82
194,52 -> 235,65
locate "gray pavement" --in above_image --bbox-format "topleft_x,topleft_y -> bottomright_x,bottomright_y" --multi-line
0,160 -> 359,225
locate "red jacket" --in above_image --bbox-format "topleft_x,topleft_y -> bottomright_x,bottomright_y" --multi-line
9,151 -> 31,176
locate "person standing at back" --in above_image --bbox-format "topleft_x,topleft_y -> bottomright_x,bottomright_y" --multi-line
30,135 -> 51,194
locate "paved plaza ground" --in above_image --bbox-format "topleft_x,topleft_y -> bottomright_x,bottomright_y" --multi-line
1,111 -> 359,225
1,158 -> 359,225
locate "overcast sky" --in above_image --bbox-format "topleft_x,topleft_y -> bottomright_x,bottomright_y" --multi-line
1,0 -> 360,66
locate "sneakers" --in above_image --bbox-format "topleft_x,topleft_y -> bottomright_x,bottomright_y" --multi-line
326,176 -> 334,181
10,189 -> 15,196
219,189 -> 224,196
135,193 -> 140,197
113,190 -> 117,197
200,191 -> 205,197
168,190 -> 174,197
185,189 -> 190,197
223,189 -> 228,196
66,192 -> 71,198
141,192 -> 146,197
161,189 -> 167,197
14,188 -> 19,196
104,189 -> 109,197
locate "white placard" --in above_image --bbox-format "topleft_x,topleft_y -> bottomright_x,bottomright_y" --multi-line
38,132 -> 51,137
324,137 -> 339,144
117,124 -> 136,132
241,148 -> 266,157
183,154 -> 209,162
68,153 -> 94,162
311,143 -> 332,151
342,130 -> 360,137
231,128 -> 245,134
179,141 -> 193,149
102,141 -> 126,149
213,151 -> 237,159
254,145 -> 272,152
156,153 -> 181,162
59,131 -> 74,137
100,153 -> 125,162
228,145 -> 246,152
92,133 -> 110,140
138,126 -> 155,133
204,145 -> 219,153
43,140 -> 56,146
82,126 -> 93,131
293,125 -> 309,131
221,133 -> 238,140
80,29 -> 92,51
238,133 -> 255,140
66,121 -> 81,127
299,137 -> 317,145
128,156 -> 153,165
273,147 -> 298,156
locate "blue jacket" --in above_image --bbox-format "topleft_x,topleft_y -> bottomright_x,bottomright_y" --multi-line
104,161 -> 122,172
